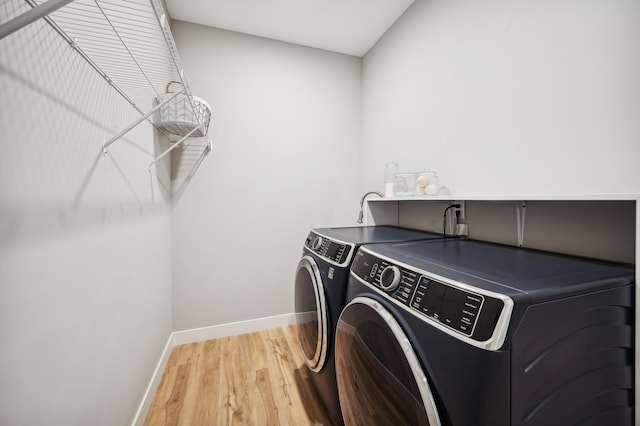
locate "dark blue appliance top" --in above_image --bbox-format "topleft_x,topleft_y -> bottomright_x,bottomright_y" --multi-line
363,238 -> 634,303
313,226 -> 442,245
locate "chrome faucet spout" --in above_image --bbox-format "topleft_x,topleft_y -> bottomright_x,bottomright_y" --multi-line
357,191 -> 383,223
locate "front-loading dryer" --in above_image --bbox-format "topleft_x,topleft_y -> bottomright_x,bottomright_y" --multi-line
336,238 -> 634,426
294,226 -> 445,425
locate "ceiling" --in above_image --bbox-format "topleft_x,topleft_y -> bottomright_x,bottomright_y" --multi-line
164,0 -> 415,57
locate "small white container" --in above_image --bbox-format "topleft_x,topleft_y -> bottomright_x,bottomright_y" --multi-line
384,162 -> 399,197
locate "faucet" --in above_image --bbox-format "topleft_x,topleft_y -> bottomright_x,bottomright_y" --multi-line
357,191 -> 383,223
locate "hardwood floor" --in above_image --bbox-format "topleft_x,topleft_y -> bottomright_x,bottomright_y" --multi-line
144,325 -> 332,425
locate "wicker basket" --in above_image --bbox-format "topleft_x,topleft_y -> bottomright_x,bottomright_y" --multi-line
156,80 -> 211,137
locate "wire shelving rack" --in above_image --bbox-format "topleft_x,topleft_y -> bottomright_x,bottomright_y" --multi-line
0,0 -> 212,179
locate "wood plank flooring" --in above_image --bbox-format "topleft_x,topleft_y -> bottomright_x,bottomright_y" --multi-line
144,325 -> 332,425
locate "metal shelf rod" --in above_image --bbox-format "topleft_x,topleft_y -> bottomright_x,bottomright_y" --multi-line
0,0 -> 75,40
148,124 -> 202,169
102,87 -> 184,153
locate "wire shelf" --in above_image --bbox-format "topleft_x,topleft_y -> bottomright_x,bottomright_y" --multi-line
0,0 -> 211,179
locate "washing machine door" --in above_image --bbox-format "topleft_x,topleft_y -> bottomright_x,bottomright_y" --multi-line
336,297 -> 441,426
294,255 -> 328,372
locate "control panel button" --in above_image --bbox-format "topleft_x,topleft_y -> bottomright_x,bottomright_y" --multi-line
379,265 -> 401,291
370,263 -> 379,278
311,236 -> 323,251
408,276 -> 485,337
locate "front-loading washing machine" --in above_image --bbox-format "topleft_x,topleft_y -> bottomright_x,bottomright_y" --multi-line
294,226 -> 445,425
336,238 -> 635,426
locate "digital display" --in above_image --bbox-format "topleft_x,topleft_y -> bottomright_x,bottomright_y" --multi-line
323,242 -> 348,263
410,276 -> 483,336
325,242 -> 341,258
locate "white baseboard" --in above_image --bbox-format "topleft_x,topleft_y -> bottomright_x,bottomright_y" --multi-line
131,334 -> 174,426
172,313 -> 297,346
131,313 -> 297,425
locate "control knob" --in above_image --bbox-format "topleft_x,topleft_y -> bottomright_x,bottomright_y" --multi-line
311,236 -> 323,250
379,265 -> 401,291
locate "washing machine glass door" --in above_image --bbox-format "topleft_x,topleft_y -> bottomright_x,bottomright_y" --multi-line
336,297 -> 441,426
294,255 -> 328,372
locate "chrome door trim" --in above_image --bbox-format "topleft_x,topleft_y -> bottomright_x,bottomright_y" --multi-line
337,297 -> 442,426
296,255 -> 328,372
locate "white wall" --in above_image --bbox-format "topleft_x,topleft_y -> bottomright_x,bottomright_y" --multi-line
170,22 -> 362,330
362,0 -> 640,195
362,3 -> 639,415
0,12 -> 173,425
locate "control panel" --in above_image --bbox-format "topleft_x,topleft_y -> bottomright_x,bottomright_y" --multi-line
351,249 -> 505,342
411,276 -> 482,336
305,232 -> 353,265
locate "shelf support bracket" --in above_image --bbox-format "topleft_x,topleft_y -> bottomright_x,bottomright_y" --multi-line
148,124 -> 202,169
516,201 -> 526,247
0,0 -> 75,40
102,87 -> 184,155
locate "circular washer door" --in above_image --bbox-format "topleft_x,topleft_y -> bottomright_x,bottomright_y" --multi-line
294,255 -> 328,372
335,297 -> 441,426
